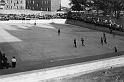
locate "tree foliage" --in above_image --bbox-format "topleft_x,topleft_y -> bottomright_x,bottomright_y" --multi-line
70,0 -> 124,18
69,0 -> 87,11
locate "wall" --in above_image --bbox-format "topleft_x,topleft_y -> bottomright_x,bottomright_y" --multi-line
51,0 -> 61,11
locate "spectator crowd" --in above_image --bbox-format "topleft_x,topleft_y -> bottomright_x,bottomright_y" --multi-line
67,11 -> 124,32
0,13 -> 67,21
0,11 -> 124,32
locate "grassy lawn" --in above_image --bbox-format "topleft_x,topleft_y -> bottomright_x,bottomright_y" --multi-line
0,23 -> 124,75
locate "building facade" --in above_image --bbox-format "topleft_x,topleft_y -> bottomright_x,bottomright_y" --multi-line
4,0 -> 61,11
26,0 -> 51,11
4,0 -> 26,9
0,0 -> 5,9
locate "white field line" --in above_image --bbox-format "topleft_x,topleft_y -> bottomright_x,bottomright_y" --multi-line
0,55 -> 124,82
0,19 -> 66,24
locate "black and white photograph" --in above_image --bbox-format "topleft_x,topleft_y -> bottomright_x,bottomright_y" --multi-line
0,0 -> 124,82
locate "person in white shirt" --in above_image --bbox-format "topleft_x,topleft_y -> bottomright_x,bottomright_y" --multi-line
11,57 -> 16,68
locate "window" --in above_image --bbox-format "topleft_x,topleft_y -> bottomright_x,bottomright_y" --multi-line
17,6 -> 18,9
46,8 -> 49,11
6,5 -> 8,8
37,4 -> 38,7
11,6 -> 12,9
7,0 -> 9,3
20,6 -> 23,9
20,1 -> 23,4
47,8 -> 49,11
17,1 -> 18,4
33,1 -> 34,4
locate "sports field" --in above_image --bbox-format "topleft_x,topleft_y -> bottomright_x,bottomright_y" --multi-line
0,22 -> 124,75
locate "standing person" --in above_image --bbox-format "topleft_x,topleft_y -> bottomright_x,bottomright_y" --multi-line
11,57 -> 16,68
104,37 -> 107,44
114,46 -> 118,52
74,38 -> 77,48
103,33 -> 106,40
34,22 -> 36,26
0,51 -> 2,69
100,37 -> 103,45
58,28 -> 60,36
81,38 -> 85,46
103,33 -> 107,44
2,53 -> 8,69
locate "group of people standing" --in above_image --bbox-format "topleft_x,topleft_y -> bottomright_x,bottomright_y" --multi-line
57,28 -> 118,52
0,52 -> 9,69
74,38 -> 85,48
0,51 -> 17,69
57,28 -> 85,48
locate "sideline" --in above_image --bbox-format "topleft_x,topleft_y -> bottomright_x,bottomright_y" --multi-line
0,55 -> 124,82
0,19 -> 66,24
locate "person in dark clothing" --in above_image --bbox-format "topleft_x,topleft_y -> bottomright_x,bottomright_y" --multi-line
103,33 -> 106,39
114,46 -> 118,52
58,28 -> 60,36
34,22 -> 36,26
0,51 -> 2,69
74,38 -> 77,48
100,37 -> 103,45
2,53 -> 8,69
81,38 -> 85,46
104,37 -> 107,44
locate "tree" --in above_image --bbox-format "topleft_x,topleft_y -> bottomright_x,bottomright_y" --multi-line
109,0 -> 124,18
93,0 -> 124,18
69,0 -> 87,11
69,0 -> 124,18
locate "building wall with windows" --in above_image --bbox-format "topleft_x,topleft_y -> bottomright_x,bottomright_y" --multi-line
26,0 -> 51,11
0,0 -> 5,9
4,0 -> 26,9
4,0 -> 60,11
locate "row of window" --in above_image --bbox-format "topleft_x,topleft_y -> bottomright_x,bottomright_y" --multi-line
27,6 -> 50,11
6,5 -> 24,9
6,0 -> 23,4
26,3 -> 49,7
27,0 -> 49,4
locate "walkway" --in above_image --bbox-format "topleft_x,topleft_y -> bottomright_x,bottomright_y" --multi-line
0,55 -> 124,82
